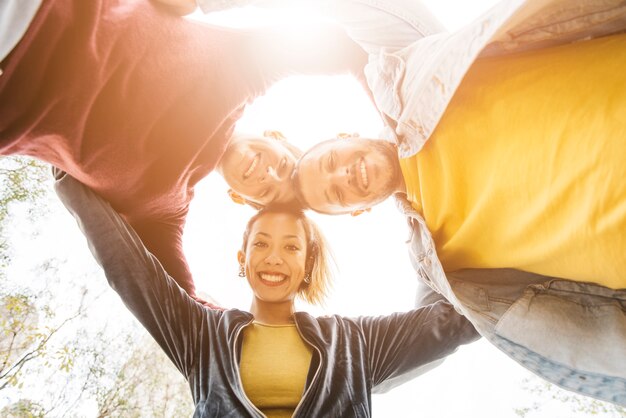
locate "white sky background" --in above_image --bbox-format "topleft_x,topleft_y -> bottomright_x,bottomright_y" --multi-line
2,1 -> 622,417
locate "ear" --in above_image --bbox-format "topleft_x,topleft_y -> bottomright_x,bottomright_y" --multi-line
336,132 -> 359,140
263,130 -> 287,141
237,250 -> 245,266
350,208 -> 371,217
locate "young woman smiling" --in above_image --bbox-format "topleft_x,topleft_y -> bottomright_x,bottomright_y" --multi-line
54,169 -> 478,417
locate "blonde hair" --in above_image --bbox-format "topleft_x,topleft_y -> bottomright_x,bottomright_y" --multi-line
241,205 -> 335,306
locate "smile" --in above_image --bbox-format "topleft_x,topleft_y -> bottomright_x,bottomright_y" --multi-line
243,154 -> 259,179
258,272 -> 288,286
359,158 -> 369,189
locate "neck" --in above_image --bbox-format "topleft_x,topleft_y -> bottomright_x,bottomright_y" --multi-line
384,140 -> 407,194
396,170 -> 407,194
250,298 -> 296,325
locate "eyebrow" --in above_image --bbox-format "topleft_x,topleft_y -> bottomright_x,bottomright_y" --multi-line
255,232 -> 302,241
283,235 -> 303,240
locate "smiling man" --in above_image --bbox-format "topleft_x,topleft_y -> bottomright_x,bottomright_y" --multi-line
295,138 -> 403,215
293,0 -> 626,406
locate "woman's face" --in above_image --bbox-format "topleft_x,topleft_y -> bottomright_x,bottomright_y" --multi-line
219,136 -> 297,206
239,212 -> 308,305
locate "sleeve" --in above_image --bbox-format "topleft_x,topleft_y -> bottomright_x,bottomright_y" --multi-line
356,299 -> 480,393
203,0 -> 446,55
322,0 -> 446,55
241,21 -> 370,97
129,216 -> 219,307
53,168 -> 213,378
414,274 -> 448,307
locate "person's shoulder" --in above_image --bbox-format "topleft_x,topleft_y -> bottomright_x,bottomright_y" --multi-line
309,312 -> 371,331
202,306 -> 254,325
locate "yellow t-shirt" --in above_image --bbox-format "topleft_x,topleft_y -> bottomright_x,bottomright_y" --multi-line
239,322 -> 313,418
400,33 -> 626,289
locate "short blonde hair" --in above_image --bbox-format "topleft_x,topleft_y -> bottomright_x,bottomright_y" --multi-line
241,205 -> 335,306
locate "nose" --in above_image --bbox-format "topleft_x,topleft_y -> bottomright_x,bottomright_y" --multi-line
259,165 -> 281,183
267,166 -> 281,181
329,166 -> 351,186
264,253 -> 283,265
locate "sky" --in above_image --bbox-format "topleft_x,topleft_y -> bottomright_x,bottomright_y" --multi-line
2,1 -> 623,417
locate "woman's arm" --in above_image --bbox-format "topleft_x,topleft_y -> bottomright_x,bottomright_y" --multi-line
356,299 -> 479,391
53,168 -> 214,378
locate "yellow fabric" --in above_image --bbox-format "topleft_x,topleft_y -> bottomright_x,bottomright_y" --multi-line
239,322 -> 312,418
400,33 -> 626,289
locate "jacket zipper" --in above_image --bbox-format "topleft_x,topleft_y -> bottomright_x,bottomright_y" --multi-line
233,319 -> 266,418
291,318 -> 322,418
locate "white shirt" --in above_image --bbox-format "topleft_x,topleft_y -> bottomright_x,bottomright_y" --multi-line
0,0 -> 42,65
356,0 -> 626,157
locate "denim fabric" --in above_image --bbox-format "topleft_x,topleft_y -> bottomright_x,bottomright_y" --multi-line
398,194 -> 626,406
493,337 -> 626,405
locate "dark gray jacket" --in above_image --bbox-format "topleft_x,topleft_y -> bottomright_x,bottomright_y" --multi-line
54,169 -> 479,417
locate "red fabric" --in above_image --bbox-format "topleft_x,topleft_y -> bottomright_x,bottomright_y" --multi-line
0,0 -> 368,300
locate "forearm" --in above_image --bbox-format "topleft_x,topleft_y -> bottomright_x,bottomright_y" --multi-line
323,0 -> 446,55
244,21 -> 368,86
363,299 -> 479,389
202,0 -> 446,53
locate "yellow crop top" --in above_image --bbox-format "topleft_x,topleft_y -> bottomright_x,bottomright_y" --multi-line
239,322 -> 313,418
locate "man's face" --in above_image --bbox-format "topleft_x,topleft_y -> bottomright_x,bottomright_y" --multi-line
296,138 -> 400,214
219,136 -> 297,206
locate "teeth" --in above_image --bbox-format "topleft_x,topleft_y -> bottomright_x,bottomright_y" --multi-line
259,273 -> 286,282
360,159 -> 368,188
244,155 -> 259,179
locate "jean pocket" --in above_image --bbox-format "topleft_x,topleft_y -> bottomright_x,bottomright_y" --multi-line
494,280 -> 626,379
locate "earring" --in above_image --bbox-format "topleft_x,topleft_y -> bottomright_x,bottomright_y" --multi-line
350,208 -> 371,217
263,130 -> 287,141
336,132 -> 359,139
238,265 -> 245,278
228,189 -> 247,206
303,274 -> 311,284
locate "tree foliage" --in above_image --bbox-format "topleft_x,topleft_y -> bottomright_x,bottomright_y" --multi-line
514,376 -> 626,417
1,398 -> 46,418
0,157 -> 192,416
95,334 -> 193,418
0,156 -> 50,278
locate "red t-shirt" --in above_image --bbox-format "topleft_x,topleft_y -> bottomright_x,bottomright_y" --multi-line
0,0 -> 367,302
